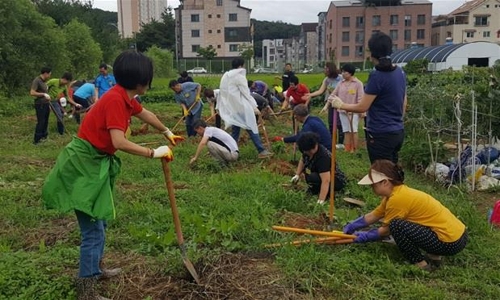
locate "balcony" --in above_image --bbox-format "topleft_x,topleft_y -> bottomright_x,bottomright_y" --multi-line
474,22 -> 490,27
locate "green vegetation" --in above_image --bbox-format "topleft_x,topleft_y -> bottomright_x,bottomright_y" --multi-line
1,70 -> 500,298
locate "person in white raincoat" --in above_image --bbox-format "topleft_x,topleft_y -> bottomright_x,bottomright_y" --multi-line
218,58 -> 272,158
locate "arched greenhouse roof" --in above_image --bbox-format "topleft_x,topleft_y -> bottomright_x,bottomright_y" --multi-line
392,43 -> 467,63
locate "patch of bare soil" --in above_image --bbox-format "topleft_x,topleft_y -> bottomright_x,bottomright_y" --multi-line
276,211 -> 329,231
21,217 -> 78,250
101,252 -> 308,300
266,159 -> 296,176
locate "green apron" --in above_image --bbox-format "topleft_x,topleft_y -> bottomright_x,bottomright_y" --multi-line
42,137 -> 121,220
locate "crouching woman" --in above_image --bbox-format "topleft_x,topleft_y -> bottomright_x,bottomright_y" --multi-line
343,159 -> 468,271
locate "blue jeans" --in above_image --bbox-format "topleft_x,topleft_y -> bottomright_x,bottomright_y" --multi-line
75,210 -> 105,278
186,107 -> 203,137
231,126 -> 265,153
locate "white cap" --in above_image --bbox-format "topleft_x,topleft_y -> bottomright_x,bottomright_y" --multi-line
59,97 -> 67,107
358,170 -> 392,185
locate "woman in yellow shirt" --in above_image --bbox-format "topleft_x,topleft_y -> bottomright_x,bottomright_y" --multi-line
343,159 -> 468,271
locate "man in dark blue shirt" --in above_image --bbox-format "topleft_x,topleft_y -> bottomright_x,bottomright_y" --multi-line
273,104 -> 332,151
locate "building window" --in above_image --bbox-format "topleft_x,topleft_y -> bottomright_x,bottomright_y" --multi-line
329,19 -> 332,29
355,31 -> 364,43
229,13 -> 237,21
191,14 -> 200,22
342,31 -> 350,42
392,44 -> 398,52
390,15 -> 398,25
484,31 -> 491,37
404,29 -> 411,41
217,14 -> 221,18
356,16 -> 364,28
217,29 -> 221,33
217,45 -> 221,49
208,29 -> 212,33
417,14 -> 425,25
475,16 -> 488,26
466,31 -> 475,38
417,29 -> 425,39
216,0 -> 223,6
342,17 -> 350,27
372,15 -> 381,26
228,29 -> 237,37
208,14 -> 212,18
192,45 -> 200,52
191,30 -> 200,37
341,46 -> 349,56
390,29 -> 398,41
229,44 -> 239,52
329,33 -> 332,42
404,15 -> 411,26
356,46 -> 364,57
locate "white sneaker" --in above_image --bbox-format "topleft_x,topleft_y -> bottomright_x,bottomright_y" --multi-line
335,144 -> 345,149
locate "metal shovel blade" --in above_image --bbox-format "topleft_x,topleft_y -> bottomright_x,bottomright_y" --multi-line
161,159 -> 200,284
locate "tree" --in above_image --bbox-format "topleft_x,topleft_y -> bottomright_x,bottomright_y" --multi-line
62,19 -> 103,79
0,0 -> 69,94
239,44 -> 254,71
135,7 -> 175,52
196,46 -> 217,72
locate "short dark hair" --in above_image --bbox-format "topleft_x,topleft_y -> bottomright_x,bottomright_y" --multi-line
169,79 -> 179,88
204,88 -> 215,98
247,80 -> 254,88
285,63 -> 292,67
293,104 -> 309,117
231,58 -> 245,69
113,50 -> 154,89
99,63 -> 108,69
180,71 -> 188,77
289,76 -> 299,85
40,67 -> 51,74
297,132 -> 319,152
193,119 -> 207,129
61,72 -> 73,81
341,63 -> 356,76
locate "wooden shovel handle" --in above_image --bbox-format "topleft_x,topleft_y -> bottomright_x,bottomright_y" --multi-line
161,159 -> 184,245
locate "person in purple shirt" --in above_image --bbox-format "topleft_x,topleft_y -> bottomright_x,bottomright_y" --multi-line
328,32 -> 407,163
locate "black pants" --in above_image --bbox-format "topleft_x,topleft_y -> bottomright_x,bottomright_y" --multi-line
328,107 -> 344,144
366,129 -> 404,163
305,172 -> 345,196
215,113 -> 221,129
34,101 -> 50,144
389,219 -> 468,264
73,95 -> 92,124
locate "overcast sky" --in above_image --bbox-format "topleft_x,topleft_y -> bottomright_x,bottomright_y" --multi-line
93,0 -> 466,24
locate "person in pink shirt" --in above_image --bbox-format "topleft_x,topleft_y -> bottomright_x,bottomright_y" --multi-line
323,64 -> 364,153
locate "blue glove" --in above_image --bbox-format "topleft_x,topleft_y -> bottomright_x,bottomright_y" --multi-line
354,229 -> 380,243
343,216 -> 368,234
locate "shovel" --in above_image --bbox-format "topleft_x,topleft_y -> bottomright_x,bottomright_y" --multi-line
161,159 -> 200,284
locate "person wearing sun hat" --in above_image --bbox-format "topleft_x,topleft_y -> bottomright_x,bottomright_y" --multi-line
343,159 -> 468,271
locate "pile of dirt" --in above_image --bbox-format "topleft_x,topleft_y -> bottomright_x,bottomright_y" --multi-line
277,211 -> 329,231
266,159 -> 296,176
103,252 -> 308,299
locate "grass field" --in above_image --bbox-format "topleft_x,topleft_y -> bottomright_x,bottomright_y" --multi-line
0,78 -> 499,299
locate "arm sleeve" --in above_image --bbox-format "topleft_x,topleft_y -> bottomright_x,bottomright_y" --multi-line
364,72 -> 381,95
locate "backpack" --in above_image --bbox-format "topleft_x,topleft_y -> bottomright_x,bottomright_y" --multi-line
489,200 -> 500,227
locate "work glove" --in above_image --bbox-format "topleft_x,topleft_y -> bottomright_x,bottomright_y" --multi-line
328,95 -> 344,109
152,146 -> 174,161
290,174 -> 300,184
43,93 -> 51,100
163,128 -> 184,146
254,107 -> 261,115
273,136 -> 284,142
343,216 -> 368,234
353,229 -> 380,243
183,107 -> 189,117
317,199 -> 326,205
196,95 -> 201,102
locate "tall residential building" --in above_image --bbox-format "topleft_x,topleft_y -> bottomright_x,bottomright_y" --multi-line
262,39 -> 285,69
174,0 -> 252,59
300,23 -> 319,69
431,0 -> 500,46
317,12 -> 328,63
118,0 -> 168,38
325,0 -> 432,64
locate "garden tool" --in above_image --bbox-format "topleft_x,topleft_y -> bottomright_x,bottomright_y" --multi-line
161,159 -> 200,284
272,225 -> 356,239
205,113 -> 218,123
264,237 -> 353,248
172,99 -> 200,132
328,108 -> 339,226
259,115 -> 271,151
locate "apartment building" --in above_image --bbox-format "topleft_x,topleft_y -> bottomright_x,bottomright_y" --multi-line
262,39 -> 286,69
431,0 -> 500,46
118,0 -> 168,38
317,12 -> 328,63
174,0 -> 252,59
299,23 -> 319,68
325,0 -> 432,64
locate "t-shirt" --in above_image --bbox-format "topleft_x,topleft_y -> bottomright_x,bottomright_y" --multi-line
283,116 -> 332,150
46,79 -> 67,100
204,126 -> 238,153
31,76 -> 48,102
364,67 -> 406,133
173,82 -> 202,115
78,85 -> 143,155
252,81 -> 267,96
372,185 -> 466,242
333,77 -> 364,113
74,83 -> 96,99
302,145 -> 346,185
95,73 -> 116,98
323,76 -> 342,101
286,83 -> 310,105
282,70 -> 295,91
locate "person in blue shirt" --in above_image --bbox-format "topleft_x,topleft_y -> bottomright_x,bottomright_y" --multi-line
95,63 -> 116,99
72,82 -> 97,124
169,80 -> 203,137
273,104 -> 332,151
329,32 -> 407,163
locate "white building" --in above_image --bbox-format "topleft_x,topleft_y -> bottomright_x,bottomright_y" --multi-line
118,0 -> 168,38
391,41 -> 500,71
262,39 -> 285,69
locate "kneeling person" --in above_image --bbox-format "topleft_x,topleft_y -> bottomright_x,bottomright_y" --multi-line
191,119 -> 239,167
292,132 -> 346,204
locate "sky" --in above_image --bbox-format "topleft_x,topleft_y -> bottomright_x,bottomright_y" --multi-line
93,0 -> 467,25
